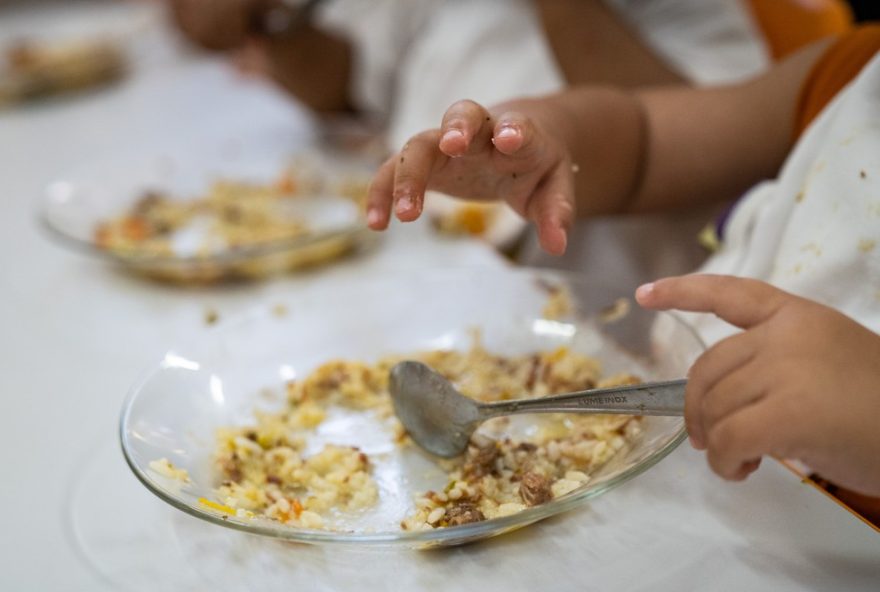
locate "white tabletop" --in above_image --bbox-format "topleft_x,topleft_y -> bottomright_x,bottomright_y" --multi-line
1,3 -> 877,591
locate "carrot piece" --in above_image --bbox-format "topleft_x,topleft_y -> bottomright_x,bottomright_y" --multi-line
121,217 -> 150,241
275,172 -> 298,195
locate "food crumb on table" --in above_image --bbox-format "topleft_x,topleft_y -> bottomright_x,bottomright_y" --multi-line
204,308 -> 219,325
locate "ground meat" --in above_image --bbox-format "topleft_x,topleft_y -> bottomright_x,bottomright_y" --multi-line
463,439 -> 499,479
525,355 -> 541,391
221,454 -> 243,482
153,221 -> 172,235
133,191 -> 164,215
515,442 -> 538,453
222,205 -> 243,224
445,502 -> 486,526
519,472 -> 553,506
222,463 -> 242,483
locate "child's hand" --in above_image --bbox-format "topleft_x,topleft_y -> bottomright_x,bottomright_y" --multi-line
366,99 -> 576,255
169,0 -> 256,51
636,274 -> 880,496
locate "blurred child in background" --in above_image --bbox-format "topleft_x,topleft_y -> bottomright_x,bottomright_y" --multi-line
167,0 -> 768,147
167,0 -> 773,314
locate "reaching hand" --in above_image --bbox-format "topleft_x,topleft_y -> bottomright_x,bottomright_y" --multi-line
637,274 -> 880,496
169,0 -> 257,51
366,99 -> 576,255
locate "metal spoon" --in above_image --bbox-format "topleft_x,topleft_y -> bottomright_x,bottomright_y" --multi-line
389,360 -> 686,458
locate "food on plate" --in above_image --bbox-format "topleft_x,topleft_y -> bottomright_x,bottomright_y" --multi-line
207,340 -> 642,531
424,192 -> 525,251
0,38 -> 125,106
91,164 -> 370,282
149,458 -> 190,483
94,179 -> 312,258
431,203 -> 496,237
540,282 -> 574,320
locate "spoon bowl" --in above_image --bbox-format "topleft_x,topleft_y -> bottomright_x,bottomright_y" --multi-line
389,361 -> 484,457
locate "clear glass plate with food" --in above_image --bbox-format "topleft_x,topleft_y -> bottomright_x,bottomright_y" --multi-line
0,36 -> 126,106
0,0 -> 166,107
120,268 -> 704,547
40,150 -> 376,283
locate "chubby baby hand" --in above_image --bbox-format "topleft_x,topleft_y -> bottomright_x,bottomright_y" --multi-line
366,98 -> 575,255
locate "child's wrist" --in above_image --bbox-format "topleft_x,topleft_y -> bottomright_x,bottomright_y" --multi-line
616,92 -> 649,214
557,87 -> 648,216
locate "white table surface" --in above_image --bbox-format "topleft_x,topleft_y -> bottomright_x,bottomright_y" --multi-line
1,3 -> 877,591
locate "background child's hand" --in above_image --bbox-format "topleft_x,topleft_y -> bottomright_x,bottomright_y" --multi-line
636,274 -> 880,496
366,99 -> 576,255
169,0 -> 257,51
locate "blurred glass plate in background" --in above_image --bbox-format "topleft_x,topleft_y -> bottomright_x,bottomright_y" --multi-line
41,149 -> 376,283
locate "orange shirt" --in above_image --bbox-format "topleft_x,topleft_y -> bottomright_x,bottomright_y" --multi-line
747,0 -> 853,60
795,24 -> 880,138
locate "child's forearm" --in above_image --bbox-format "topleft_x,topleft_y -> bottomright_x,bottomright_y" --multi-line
515,87 -> 647,217
263,25 -> 355,114
633,39 -> 833,213
540,38 -> 835,217
533,0 -> 685,88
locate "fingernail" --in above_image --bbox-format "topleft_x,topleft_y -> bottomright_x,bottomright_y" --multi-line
551,223 -> 567,254
688,434 -> 706,450
441,129 -> 464,144
635,282 -> 655,301
396,195 -> 413,215
367,209 -> 382,227
496,126 -> 518,139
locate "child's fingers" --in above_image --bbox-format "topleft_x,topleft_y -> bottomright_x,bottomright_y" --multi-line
365,156 -> 397,230
392,130 -> 444,221
698,360 -> 768,445
685,330 -> 761,449
635,274 -> 790,330
525,163 -> 575,256
439,100 -> 495,157
491,111 -> 537,156
705,400 -> 783,480
730,458 -> 762,481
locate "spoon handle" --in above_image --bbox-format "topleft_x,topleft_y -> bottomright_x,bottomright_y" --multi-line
479,379 -> 686,419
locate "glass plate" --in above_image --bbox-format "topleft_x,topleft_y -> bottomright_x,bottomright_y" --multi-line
0,1 -> 167,106
40,149 -> 376,283
120,268 -> 704,547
